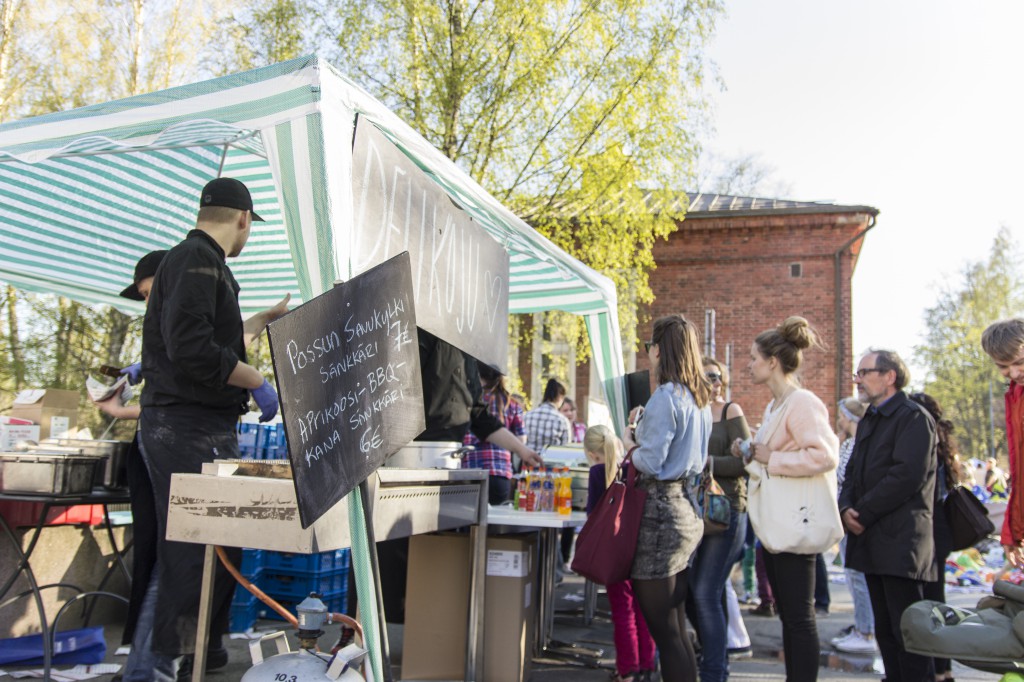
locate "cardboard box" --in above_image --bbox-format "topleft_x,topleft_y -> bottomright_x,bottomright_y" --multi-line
0,423 -> 41,449
9,389 -> 80,440
403,532 -> 537,682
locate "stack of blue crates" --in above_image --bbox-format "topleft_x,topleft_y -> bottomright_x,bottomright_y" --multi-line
258,549 -> 351,621
237,422 -> 288,460
228,549 -> 264,632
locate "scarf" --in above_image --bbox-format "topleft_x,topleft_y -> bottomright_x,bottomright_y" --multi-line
1004,382 -> 1024,546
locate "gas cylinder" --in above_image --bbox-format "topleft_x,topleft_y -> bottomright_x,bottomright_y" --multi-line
240,595 -> 366,682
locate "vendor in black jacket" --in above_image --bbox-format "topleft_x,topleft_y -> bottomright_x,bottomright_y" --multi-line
840,349 -> 936,682
129,178 -> 288,681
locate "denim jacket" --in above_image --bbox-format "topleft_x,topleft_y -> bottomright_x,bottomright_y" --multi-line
633,382 -> 710,481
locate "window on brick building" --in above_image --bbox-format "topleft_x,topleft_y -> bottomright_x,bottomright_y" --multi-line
790,263 -> 802,278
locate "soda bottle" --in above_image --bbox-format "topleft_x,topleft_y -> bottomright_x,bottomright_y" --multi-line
541,468 -> 555,512
557,467 -> 572,516
527,467 -> 541,512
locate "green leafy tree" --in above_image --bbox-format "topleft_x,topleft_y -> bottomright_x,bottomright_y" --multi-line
327,0 -> 722,362
915,226 -> 1024,464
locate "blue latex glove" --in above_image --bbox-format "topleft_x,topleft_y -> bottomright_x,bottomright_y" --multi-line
251,378 -> 279,423
120,362 -> 143,385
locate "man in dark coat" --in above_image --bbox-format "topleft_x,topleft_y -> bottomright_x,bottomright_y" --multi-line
839,349 -> 936,682
128,178 -> 288,681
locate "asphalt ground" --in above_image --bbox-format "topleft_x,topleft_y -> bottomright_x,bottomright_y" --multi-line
1,559 -> 1004,681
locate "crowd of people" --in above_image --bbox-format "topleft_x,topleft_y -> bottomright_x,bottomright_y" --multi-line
91,179 -> 1022,682
528,312 -> 1020,682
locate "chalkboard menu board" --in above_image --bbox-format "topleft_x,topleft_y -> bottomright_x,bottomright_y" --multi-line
268,252 -> 425,528
350,117 -> 511,372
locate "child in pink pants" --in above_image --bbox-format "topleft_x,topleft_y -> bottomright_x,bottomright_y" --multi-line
583,425 -> 657,682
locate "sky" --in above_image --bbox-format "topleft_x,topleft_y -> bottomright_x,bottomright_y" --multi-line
702,0 -> 1024,381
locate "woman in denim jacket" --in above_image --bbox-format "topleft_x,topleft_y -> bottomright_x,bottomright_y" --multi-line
623,314 -> 712,682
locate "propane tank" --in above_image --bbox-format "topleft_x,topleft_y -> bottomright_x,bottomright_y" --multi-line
240,594 -> 366,682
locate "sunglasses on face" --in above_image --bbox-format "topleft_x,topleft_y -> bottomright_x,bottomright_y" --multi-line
706,372 -> 722,382
644,341 -> 654,353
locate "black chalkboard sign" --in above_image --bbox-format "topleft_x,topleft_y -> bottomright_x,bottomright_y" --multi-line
268,252 -> 425,528
626,370 -> 651,414
350,117 -> 511,372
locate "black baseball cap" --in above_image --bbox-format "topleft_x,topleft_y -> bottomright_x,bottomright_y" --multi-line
199,177 -> 265,221
120,250 -> 168,300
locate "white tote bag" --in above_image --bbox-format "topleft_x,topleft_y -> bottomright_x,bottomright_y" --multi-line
746,396 -> 844,555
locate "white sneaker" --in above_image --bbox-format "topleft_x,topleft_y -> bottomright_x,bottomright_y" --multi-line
828,625 -> 854,647
832,631 -> 878,654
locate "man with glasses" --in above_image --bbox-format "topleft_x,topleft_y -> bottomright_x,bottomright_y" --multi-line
838,349 -> 937,682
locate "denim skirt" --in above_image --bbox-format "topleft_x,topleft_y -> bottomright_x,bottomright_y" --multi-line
631,477 -> 704,580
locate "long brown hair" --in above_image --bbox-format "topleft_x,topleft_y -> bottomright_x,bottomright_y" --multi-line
651,314 -> 712,408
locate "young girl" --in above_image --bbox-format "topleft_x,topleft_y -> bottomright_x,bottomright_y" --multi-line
584,425 -> 656,682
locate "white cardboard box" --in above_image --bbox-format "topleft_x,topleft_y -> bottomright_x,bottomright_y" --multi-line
1,423 -> 41,450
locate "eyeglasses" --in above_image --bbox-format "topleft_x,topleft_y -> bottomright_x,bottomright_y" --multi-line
644,341 -> 654,353
852,368 -> 885,380
705,372 -> 722,382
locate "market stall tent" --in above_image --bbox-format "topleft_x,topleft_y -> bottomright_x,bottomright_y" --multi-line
0,55 -> 626,425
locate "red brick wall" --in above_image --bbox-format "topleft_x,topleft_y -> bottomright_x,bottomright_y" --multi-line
631,211 -> 872,425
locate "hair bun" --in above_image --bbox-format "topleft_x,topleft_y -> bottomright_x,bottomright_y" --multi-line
778,316 -> 813,350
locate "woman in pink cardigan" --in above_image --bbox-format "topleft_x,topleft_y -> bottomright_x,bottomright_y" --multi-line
731,316 -> 839,682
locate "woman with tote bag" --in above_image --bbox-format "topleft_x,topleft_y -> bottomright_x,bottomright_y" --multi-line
731,316 -> 841,682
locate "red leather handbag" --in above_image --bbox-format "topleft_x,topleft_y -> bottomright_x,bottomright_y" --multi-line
571,449 -> 647,585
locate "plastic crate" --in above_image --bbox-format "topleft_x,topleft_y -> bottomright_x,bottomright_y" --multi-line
262,571 -> 348,600
229,600 -> 259,632
258,590 -> 347,621
263,549 -> 350,575
239,549 -> 263,576
231,586 -> 259,607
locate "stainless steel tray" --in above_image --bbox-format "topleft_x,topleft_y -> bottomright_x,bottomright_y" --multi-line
41,438 -> 130,489
0,452 -> 101,495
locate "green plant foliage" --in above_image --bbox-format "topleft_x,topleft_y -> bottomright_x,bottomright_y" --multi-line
328,0 -> 721,357
915,227 -> 1024,464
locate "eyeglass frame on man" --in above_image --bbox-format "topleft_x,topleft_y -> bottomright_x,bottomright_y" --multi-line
852,367 -> 887,381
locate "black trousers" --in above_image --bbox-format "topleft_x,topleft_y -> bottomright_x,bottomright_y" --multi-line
138,407 -> 240,655
763,551 -> 819,682
865,573 -> 934,682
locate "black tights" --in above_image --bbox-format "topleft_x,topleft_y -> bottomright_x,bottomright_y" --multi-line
632,569 -> 698,682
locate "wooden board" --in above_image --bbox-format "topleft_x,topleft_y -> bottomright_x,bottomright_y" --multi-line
268,252 -> 425,528
350,117 -> 510,372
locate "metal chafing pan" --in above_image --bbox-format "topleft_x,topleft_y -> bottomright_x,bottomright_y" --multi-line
41,438 -> 130,489
0,451 -> 100,495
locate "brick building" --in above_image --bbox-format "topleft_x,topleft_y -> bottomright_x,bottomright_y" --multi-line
628,192 -> 880,422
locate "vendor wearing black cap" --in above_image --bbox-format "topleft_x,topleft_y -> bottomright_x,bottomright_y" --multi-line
128,177 -> 290,680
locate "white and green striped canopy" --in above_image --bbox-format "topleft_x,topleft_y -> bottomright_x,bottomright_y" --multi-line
0,55 -> 626,425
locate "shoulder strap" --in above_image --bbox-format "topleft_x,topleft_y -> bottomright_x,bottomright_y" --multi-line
721,401 -> 733,420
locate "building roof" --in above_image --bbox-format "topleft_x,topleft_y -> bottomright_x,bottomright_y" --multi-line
646,191 -> 879,219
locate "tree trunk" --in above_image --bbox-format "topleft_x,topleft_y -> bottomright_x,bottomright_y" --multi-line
104,307 -> 132,368
6,284 -> 24,389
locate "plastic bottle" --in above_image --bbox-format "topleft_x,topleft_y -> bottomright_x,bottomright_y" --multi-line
541,468 -> 555,512
527,467 -> 541,512
557,467 -> 572,516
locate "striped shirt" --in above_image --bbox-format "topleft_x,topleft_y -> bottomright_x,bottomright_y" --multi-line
523,402 -> 571,452
462,390 -> 524,479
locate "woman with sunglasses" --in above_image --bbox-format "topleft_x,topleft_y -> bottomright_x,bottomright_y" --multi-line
623,314 -> 712,682
686,357 -> 752,682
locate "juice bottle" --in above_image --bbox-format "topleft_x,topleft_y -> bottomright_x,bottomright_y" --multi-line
557,467 -> 572,516
527,467 -> 541,512
541,468 -> 555,512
